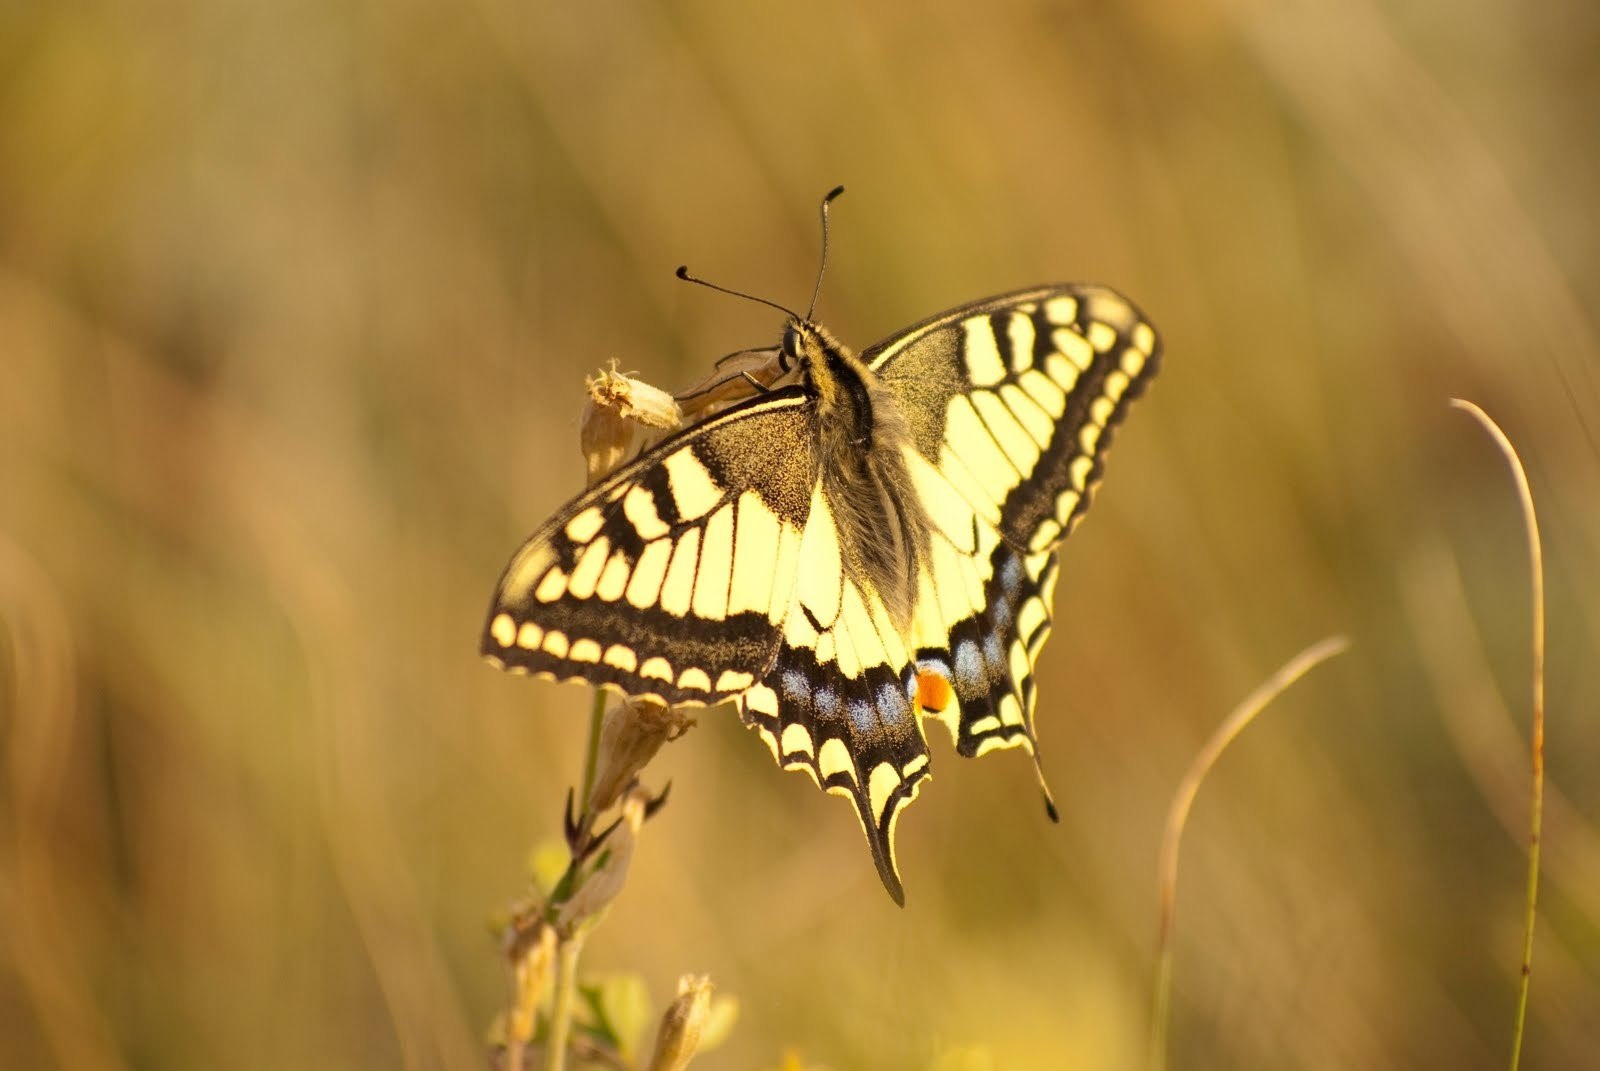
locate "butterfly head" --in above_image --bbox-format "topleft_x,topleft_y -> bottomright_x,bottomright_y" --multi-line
782,317 -> 869,420
781,319 -> 846,371
780,320 -> 811,371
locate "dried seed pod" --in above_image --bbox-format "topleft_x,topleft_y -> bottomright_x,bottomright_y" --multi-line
646,974 -> 715,1071
588,696 -> 696,814
581,364 -> 682,483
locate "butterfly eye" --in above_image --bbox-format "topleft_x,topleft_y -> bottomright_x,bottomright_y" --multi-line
781,324 -> 804,369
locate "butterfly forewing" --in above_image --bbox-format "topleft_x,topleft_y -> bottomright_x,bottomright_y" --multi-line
482,388 -> 819,706
871,284 -> 1160,554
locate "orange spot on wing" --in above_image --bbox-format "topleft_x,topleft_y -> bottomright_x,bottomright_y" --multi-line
916,669 -> 953,713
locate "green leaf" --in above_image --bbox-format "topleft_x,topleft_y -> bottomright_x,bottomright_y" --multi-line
528,839 -> 571,896
584,972 -> 654,1063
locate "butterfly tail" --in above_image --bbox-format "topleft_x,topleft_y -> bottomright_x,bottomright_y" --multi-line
738,645 -> 932,906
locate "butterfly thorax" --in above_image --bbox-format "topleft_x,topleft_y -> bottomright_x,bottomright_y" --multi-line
785,319 -> 933,634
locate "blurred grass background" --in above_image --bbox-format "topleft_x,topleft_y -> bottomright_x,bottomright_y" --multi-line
2,0 -> 1598,1067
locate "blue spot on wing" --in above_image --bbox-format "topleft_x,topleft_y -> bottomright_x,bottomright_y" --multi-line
782,668 -> 810,699
991,594 -> 1014,629
877,680 -> 905,720
998,552 -> 1023,592
953,638 -> 985,690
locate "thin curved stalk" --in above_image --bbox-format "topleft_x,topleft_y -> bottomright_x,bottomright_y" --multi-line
1448,399 -> 1545,1071
1148,635 -> 1350,1071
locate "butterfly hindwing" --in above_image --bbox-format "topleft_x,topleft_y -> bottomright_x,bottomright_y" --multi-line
482,389 -> 819,706
923,540 -> 1061,758
735,484 -> 931,905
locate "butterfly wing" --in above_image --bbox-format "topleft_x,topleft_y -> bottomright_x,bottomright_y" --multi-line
735,482 -> 931,905
739,285 -> 1158,902
482,388 -> 819,706
871,284 -> 1161,762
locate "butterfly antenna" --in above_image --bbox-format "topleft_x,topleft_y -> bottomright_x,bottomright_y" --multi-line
675,266 -> 801,320
806,185 -> 846,321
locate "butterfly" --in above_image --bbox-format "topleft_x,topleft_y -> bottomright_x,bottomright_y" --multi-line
481,191 -> 1159,903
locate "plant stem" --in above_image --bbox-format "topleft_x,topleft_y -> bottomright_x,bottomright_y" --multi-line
508,1034 -> 526,1071
542,688 -> 608,1071
579,688 -> 607,829
545,930 -> 587,1071
1449,400 -> 1545,1071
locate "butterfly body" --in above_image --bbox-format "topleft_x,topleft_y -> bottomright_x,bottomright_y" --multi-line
483,284 -> 1159,902
784,319 -> 933,634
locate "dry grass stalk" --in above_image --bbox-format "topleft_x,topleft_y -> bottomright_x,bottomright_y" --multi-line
1148,634 -> 1351,1071
1447,399 -> 1546,1071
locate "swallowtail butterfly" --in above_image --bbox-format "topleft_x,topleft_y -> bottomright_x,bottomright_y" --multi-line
482,190 -> 1159,903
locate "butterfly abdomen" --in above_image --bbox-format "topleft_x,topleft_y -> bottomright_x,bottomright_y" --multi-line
793,320 -> 933,634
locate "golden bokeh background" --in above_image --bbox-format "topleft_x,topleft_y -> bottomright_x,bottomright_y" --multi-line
3,1 -> 1597,1067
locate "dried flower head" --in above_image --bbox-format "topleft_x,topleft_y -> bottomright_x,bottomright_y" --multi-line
581,363 -> 683,483
588,696 -> 696,814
